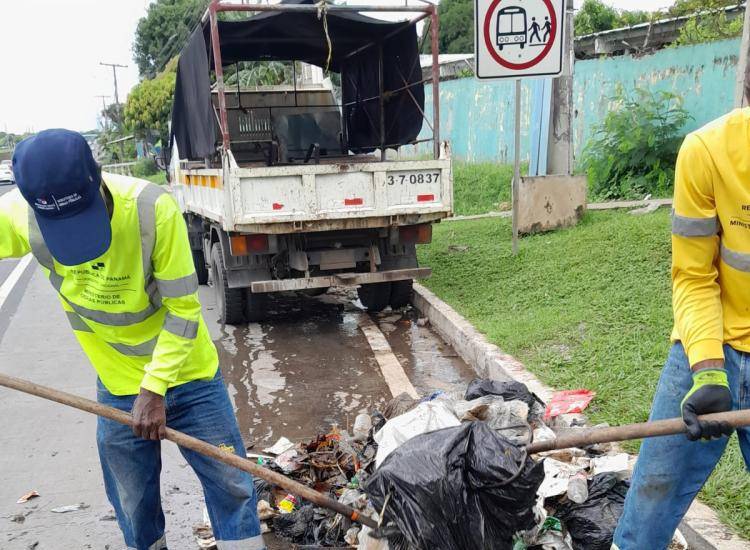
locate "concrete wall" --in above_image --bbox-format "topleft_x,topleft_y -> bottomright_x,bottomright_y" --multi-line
408,38 -> 741,165
574,38 -> 740,162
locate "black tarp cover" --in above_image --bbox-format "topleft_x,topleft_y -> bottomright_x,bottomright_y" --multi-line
170,1 -> 425,160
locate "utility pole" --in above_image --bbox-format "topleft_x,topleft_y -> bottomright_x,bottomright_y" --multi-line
735,3 -> 750,107
100,62 -> 128,105
546,0 -> 575,176
94,95 -> 110,131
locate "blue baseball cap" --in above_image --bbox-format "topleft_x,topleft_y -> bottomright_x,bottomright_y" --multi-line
13,129 -> 111,266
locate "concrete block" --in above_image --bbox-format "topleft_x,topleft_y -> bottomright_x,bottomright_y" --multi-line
518,175 -> 587,235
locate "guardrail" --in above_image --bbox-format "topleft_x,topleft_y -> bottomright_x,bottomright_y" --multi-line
102,162 -> 138,176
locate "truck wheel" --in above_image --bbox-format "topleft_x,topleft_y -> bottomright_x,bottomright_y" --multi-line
389,279 -> 413,309
358,282 -> 392,312
210,243 -> 246,325
192,249 -> 209,285
244,290 -> 267,323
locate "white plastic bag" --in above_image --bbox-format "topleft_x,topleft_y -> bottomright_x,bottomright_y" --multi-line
373,401 -> 460,467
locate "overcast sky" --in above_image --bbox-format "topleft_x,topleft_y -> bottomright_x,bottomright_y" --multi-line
0,0 -> 672,134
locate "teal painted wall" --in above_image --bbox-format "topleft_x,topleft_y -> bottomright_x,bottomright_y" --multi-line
574,38 -> 739,162
409,38 -> 741,165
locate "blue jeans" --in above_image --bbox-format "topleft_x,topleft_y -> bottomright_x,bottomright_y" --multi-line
96,371 -> 264,550
614,343 -> 750,549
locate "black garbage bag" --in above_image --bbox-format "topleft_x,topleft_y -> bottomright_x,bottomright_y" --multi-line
465,378 -> 538,408
557,473 -> 629,550
273,505 -> 316,543
253,477 -> 272,504
364,422 -> 545,550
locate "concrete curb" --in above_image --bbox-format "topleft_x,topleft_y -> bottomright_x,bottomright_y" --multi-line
411,282 -> 745,550
444,198 -> 674,223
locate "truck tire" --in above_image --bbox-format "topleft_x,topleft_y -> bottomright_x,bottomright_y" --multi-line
211,243 -> 246,325
192,249 -> 209,285
389,279 -> 413,309
244,290 -> 267,323
358,282 -> 392,312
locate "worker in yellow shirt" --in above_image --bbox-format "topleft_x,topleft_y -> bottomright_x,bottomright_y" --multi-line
614,109 -> 750,549
1,129 -> 264,550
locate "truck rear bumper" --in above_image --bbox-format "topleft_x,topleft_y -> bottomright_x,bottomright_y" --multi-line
250,267 -> 431,293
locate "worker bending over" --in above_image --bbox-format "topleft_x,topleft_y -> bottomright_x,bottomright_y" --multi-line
614,105 -> 750,547
0,129 -> 264,550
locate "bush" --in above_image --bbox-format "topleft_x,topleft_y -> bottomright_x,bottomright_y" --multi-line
582,87 -> 691,200
132,158 -> 159,178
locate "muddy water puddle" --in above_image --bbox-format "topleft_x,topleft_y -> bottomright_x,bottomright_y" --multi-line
206,288 -> 476,450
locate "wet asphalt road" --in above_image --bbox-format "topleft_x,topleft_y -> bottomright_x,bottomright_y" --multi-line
0,258 -> 475,549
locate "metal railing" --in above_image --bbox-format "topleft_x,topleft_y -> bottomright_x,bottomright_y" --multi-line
102,162 -> 138,176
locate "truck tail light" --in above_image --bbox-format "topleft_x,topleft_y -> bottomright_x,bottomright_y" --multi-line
399,224 -> 432,244
230,234 -> 269,256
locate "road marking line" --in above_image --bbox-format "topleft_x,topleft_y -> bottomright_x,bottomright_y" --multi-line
359,315 -> 419,399
0,255 -> 33,311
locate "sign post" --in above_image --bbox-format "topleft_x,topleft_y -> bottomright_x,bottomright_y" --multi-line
474,0 -> 566,254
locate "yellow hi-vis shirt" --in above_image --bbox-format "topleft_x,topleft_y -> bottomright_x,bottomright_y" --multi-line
672,108 -> 750,366
0,174 -> 218,395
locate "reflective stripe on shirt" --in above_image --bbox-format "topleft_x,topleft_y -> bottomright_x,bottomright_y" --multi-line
721,243 -> 750,272
671,211 -> 719,237
27,182 -> 171,331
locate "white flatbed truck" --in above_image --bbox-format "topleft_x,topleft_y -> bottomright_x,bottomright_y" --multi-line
168,0 -> 451,323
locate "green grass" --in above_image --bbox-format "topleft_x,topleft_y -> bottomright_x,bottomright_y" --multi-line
418,209 -> 750,539
144,172 -> 167,185
452,162 -> 521,216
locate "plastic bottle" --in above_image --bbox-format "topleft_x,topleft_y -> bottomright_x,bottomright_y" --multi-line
353,413 -> 372,440
567,472 -> 589,504
278,494 -> 298,514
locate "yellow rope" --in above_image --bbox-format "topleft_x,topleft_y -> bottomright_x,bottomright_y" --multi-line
316,0 -> 333,72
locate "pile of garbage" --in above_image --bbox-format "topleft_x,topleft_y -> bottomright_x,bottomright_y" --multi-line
250,378 -> 641,550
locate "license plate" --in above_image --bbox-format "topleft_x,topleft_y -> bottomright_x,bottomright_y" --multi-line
386,171 -> 441,186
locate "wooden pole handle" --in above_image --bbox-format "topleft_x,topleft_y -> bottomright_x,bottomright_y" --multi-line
527,409 -> 750,454
0,373 -> 378,529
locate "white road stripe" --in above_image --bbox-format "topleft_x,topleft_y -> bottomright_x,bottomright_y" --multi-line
0,255 -> 33,311
359,314 -> 419,399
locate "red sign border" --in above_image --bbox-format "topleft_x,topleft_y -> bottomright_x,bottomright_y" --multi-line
483,0 -> 557,71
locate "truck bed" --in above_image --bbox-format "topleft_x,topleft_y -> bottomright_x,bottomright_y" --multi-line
172,153 -> 453,234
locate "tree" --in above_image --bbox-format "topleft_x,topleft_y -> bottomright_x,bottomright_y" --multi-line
574,0 -> 652,36
574,0 -> 619,36
670,0 -> 743,46
133,0 -> 206,78
421,0 -> 473,54
123,60 -> 178,143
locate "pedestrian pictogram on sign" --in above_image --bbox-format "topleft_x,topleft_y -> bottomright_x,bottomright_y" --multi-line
475,0 -> 565,79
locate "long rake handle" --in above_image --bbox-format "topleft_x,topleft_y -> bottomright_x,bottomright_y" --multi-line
527,409 -> 750,454
0,372 -> 378,529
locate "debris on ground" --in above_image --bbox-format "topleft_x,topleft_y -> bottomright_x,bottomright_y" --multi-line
16,490 -> 40,504
251,378 -> 636,549
545,389 -> 596,419
50,503 -> 89,513
366,422 -> 545,549
556,473 -> 628,550
193,523 -> 217,549
374,400 -> 459,466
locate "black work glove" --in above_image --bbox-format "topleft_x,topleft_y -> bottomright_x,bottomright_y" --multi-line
681,367 -> 733,441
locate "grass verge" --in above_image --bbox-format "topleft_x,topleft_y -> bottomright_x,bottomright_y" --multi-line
418,209 -> 750,538
452,162 -> 521,216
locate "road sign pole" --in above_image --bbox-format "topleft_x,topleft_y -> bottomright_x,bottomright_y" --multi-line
512,78 -> 521,256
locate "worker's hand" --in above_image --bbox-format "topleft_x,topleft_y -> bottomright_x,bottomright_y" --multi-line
131,388 -> 167,441
681,363 -> 733,441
